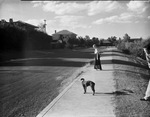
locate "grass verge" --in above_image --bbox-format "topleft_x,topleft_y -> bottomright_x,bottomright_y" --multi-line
113,54 -> 150,116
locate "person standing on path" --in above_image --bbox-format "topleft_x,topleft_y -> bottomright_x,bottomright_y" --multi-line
141,47 -> 150,101
93,44 -> 102,70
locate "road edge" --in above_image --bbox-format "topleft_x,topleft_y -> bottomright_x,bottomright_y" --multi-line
36,63 -> 91,117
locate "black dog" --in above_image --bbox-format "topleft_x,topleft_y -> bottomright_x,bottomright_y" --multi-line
81,78 -> 95,95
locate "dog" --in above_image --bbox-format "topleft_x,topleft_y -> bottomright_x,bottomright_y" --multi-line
80,78 -> 95,95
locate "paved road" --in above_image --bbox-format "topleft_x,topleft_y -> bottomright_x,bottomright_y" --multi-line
37,48 -> 116,117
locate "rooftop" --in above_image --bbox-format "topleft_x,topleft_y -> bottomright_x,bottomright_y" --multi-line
53,30 -> 77,35
14,20 -> 38,28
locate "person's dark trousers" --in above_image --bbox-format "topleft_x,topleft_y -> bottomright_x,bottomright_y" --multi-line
94,54 -> 102,70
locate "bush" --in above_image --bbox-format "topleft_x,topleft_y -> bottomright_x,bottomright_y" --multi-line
26,30 -> 52,50
0,25 -> 27,51
117,37 -> 150,60
117,41 -> 130,54
0,23 -> 52,51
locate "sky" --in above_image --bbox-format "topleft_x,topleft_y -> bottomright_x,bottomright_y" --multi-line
0,0 -> 150,39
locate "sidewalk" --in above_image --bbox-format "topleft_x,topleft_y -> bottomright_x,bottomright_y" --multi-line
37,51 -> 116,117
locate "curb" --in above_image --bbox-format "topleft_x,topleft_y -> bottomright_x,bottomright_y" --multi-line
36,63 -> 90,117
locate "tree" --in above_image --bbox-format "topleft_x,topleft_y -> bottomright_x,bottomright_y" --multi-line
37,21 -> 46,33
78,36 -> 86,47
92,37 -> 99,45
123,33 -> 130,42
107,36 -> 117,46
85,35 -> 90,40
86,39 -> 93,47
99,39 -> 104,45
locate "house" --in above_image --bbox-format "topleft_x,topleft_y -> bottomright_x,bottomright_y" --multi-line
0,18 -> 39,31
51,30 -> 77,48
52,30 -> 77,42
101,40 -> 112,46
14,20 -> 39,30
129,38 -> 142,43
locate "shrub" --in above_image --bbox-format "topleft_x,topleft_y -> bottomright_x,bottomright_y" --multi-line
117,37 -> 150,60
0,23 -> 52,51
117,41 -> 130,54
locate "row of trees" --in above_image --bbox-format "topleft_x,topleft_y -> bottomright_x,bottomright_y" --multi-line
67,36 -> 100,48
68,33 -> 142,48
0,20 -> 102,50
60,33 -> 134,49
66,35 -> 118,49
54,35 -> 100,49
1,19 -> 148,58
0,23 -> 130,51
0,21 -> 52,51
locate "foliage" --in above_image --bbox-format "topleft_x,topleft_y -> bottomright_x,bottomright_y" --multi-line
107,36 -> 117,46
86,39 -> 94,47
69,36 -> 100,48
85,35 -> 90,40
66,37 -> 77,49
0,24 -> 27,51
123,33 -> 131,42
0,21 -> 52,51
78,36 -> 86,47
92,37 -> 99,45
26,30 -> 52,50
117,36 -> 150,60
142,38 -> 150,50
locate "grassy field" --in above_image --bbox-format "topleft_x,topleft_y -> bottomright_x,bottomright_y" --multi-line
112,52 -> 150,116
0,48 -> 95,117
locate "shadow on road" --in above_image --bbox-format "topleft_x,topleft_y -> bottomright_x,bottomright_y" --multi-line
83,91 -> 130,96
0,48 -> 149,70
0,59 -> 89,67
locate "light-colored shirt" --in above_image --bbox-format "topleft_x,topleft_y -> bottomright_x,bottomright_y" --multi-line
94,48 -> 98,54
144,48 -> 150,68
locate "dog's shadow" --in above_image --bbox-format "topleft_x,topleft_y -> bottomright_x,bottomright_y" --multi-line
85,89 -> 134,96
95,91 -> 129,96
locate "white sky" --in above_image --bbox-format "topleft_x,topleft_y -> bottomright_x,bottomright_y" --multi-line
0,0 -> 150,39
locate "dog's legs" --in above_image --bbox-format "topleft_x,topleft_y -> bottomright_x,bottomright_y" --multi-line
83,85 -> 87,94
91,84 -> 95,95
